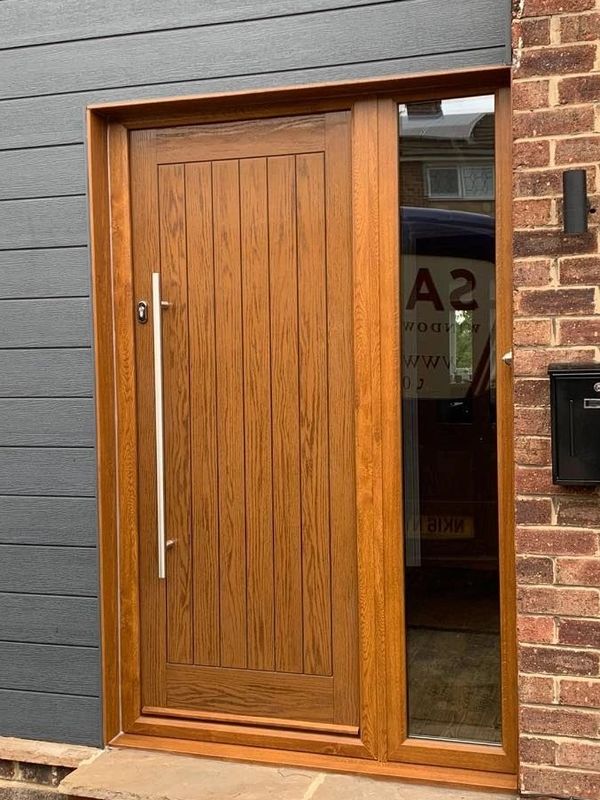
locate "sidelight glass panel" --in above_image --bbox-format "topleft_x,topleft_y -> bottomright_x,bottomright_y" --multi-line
399,96 -> 501,744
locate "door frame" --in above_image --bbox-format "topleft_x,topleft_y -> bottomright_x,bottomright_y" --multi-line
87,65 -> 516,789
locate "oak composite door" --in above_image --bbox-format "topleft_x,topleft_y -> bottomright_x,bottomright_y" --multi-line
130,112 -> 359,732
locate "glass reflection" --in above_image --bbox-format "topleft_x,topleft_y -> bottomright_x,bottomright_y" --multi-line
399,96 -> 501,744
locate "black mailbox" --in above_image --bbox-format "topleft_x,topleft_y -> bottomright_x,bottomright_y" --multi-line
548,363 -> 600,485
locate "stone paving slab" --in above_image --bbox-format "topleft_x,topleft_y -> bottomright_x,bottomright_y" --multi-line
60,748 -> 517,800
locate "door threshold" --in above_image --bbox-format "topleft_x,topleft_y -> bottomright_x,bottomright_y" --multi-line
83,733 -> 518,794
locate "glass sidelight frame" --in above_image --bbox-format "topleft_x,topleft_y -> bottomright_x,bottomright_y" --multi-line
380,87 -> 516,773
88,68 -> 515,787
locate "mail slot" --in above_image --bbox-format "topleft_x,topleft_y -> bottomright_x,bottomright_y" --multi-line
548,363 -> 600,485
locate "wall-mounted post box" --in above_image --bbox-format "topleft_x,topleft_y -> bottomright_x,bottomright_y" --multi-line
548,363 -> 600,485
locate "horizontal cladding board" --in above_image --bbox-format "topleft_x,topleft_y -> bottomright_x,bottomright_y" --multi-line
0,146 -> 85,200
0,592 -> 99,646
0,447 -> 96,496
0,248 -> 89,299
0,398 -> 95,447
0,642 -> 100,696
0,0 -> 385,48
0,689 -> 101,746
0,348 -> 92,397
0,49 -> 506,150
0,3 -> 507,101
0,544 -> 98,595
0,496 -> 97,546
0,298 -> 91,347
0,197 -> 87,249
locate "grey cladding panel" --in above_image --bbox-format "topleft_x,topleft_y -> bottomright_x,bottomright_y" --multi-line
0,545 -> 98,596
0,642 -> 100,696
0,593 -> 99,646
0,690 -> 101,746
0,447 -> 96,496
0,248 -> 89,299
0,348 -> 93,396
0,496 -> 97,546
0,398 -> 95,446
0,146 -> 85,200
0,3 -> 508,100
0,0 -> 384,47
0,197 -> 87,249
0,298 -> 91,347
1,47 -> 507,151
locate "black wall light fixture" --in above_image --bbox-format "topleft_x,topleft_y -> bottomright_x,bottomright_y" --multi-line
563,168 -> 595,234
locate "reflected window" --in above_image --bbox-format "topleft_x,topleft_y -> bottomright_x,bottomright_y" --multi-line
399,95 -> 501,745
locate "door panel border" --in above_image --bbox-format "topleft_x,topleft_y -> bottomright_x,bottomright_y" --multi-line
87,64 -> 515,787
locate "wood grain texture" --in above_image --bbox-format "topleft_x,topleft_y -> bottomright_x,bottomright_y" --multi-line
212,159 -> 247,670
0,447 -> 95,496
159,164 -> 193,666
0,592 -> 99,646
0,4 -> 508,101
0,298 -> 91,348
296,152 -> 332,677
0,197 -> 87,248
0,642 -> 99,696
0,0 -> 388,48
0,248 -> 89,299
0,496 -> 97,545
0,349 -> 93,397
0,398 -> 94,446
0,545 -> 97,596
267,155 -> 303,675
167,665 -> 333,722
185,162 -> 220,667
0,146 -> 84,200
0,690 -> 101,746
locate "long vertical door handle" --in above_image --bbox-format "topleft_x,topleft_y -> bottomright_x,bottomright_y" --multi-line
152,272 -> 167,580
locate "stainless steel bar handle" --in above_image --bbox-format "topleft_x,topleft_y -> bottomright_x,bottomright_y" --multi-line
152,272 -> 167,580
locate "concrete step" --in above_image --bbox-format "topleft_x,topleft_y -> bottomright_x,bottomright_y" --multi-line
60,748 -> 518,800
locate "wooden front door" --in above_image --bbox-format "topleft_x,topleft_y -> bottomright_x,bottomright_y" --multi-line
129,112 -> 359,731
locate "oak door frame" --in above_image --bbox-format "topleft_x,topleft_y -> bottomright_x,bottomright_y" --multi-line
87,65 -> 515,785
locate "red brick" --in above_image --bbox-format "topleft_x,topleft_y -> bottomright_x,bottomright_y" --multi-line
520,675 -> 556,705
518,586 -> 600,616
514,407 -> 551,436
517,466 -> 555,494
520,645 -> 599,676
513,318 -> 553,345
519,735 -> 557,764
515,287 -> 596,315
559,619 -> 600,648
561,12 -> 600,43
522,17 -> 552,46
515,436 -> 551,466
514,106 -> 594,138
515,378 -> 549,406
517,497 -> 553,524
518,614 -> 556,642
556,557 -> 600,585
520,705 -> 599,738
514,169 -> 563,197
513,80 -> 551,111
556,497 -> 600,526
517,556 -> 555,585
556,740 -> 600,771
517,44 -> 597,79
523,0 -> 595,13
560,255 -> 600,285
521,765 -> 600,800
514,139 -> 551,169
558,318 -> 600,345
559,678 -> 600,707
559,74 -> 600,105
514,197 -> 553,227
517,527 -> 599,556
514,347 -> 596,377
556,136 -> 600,166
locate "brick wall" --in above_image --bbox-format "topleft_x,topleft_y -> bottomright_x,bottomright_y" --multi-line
512,1 -> 600,798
